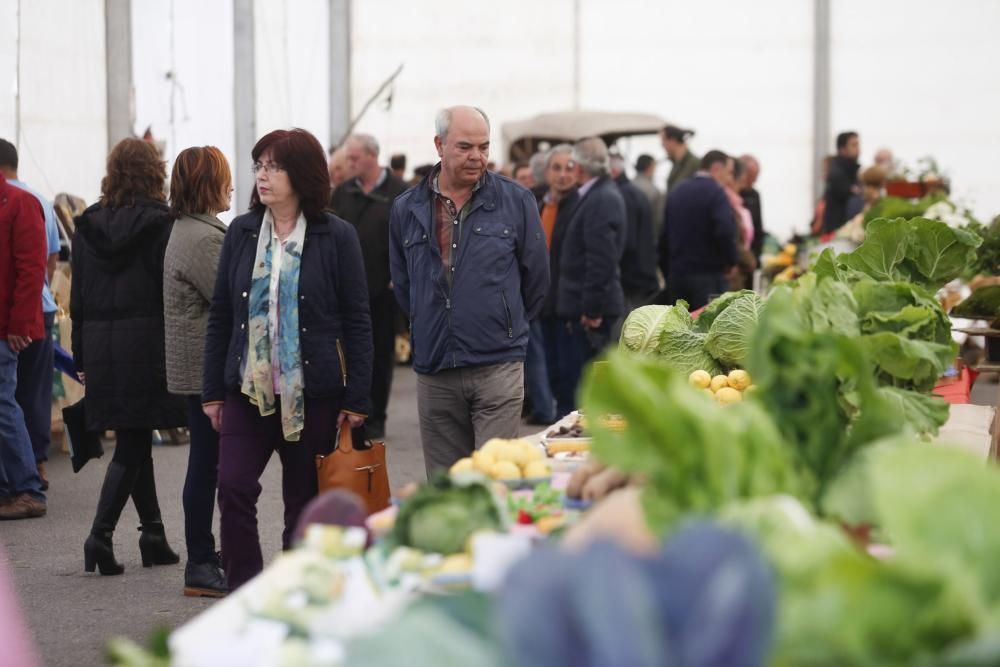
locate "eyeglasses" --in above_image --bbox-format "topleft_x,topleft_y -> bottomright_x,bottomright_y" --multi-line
252,162 -> 284,175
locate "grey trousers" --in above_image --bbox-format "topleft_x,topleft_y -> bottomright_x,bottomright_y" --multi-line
416,361 -> 524,477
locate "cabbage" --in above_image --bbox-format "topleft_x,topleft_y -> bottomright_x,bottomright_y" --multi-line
655,329 -> 723,376
704,293 -> 765,368
619,302 -> 693,354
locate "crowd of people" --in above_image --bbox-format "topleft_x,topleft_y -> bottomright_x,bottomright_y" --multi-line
1,105 -> 885,599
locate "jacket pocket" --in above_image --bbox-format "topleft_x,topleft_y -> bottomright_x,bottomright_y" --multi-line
336,338 -> 347,387
500,290 -> 513,339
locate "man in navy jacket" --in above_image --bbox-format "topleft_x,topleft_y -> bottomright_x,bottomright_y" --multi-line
389,106 -> 549,475
551,137 -> 626,416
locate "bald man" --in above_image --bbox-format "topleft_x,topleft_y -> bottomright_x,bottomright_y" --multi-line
389,106 -> 549,475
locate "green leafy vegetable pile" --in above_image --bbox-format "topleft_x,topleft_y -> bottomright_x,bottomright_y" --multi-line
388,475 -> 506,555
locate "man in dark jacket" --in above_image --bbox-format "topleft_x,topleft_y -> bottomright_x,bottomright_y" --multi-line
331,133 -> 407,439
609,154 -> 659,312
552,137 -> 626,417
389,106 -> 549,475
821,131 -> 861,234
0,175 -> 47,519
658,150 -> 740,310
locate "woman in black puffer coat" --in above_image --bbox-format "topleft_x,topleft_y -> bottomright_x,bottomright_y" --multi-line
71,137 -> 186,576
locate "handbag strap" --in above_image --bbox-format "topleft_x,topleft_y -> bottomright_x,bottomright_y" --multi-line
335,424 -> 354,453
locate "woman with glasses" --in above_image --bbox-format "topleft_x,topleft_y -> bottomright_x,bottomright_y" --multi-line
202,128 -> 373,589
163,146 -> 232,598
73,137 -> 186,575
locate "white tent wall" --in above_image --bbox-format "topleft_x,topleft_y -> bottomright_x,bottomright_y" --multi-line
253,0 -> 330,149
831,0 -> 1000,225
0,0 -> 107,204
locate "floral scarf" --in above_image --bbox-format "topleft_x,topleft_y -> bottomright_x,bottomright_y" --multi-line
241,210 -> 306,441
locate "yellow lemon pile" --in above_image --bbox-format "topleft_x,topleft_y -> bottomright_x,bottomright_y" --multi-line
450,438 -> 551,480
688,369 -> 756,405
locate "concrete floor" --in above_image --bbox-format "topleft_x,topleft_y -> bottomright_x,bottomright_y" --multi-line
2,367 -> 432,667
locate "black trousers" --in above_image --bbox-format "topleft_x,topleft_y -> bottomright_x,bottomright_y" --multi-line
16,311 -> 54,463
368,289 -> 397,435
182,396 -> 219,564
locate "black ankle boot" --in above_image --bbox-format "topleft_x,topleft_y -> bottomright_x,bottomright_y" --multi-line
85,461 -> 138,576
184,560 -> 228,598
138,523 -> 180,567
84,530 -> 125,576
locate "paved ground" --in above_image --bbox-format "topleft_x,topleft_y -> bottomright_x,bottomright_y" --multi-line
3,369 -> 997,666
2,366 -> 435,667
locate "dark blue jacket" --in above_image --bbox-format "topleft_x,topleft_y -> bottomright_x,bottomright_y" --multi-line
615,174 -> 659,298
202,208 -> 373,416
555,175 -> 626,320
658,174 -> 739,277
389,169 -> 549,375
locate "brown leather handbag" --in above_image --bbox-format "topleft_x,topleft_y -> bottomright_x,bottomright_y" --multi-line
315,426 -> 391,516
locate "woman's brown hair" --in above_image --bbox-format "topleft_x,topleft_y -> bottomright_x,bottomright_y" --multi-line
100,138 -> 167,208
249,128 -> 331,219
169,146 -> 232,218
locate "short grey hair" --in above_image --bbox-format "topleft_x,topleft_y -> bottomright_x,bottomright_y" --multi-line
528,151 -> 548,184
572,137 -> 609,177
545,143 -> 574,169
346,133 -> 379,157
435,106 -> 491,140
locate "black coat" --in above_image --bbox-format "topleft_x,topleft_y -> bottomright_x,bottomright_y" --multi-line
740,187 -> 764,261
202,209 -> 374,416
822,156 -> 860,233
615,174 -> 659,298
555,176 -> 626,320
70,199 -> 186,430
330,169 -> 408,301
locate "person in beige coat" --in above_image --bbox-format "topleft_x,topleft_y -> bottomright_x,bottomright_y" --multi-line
163,146 -> 232,598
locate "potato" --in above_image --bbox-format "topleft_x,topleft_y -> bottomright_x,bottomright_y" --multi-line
450,457 -> 474,475
491,460 -> 522,480
522,460 -> 551,479
480,438 -> 508,457
472,450 -> 496,473
728,369 -> 752,391
710,374 -> 730,393
520,442 -> 544,463
581,467 -> 630,502
688,369 -> 712,389
743,384 -> 758,396
567,460 -> 606,499
715,387 -> 743,404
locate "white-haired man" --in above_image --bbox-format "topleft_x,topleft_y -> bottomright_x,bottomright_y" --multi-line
550,136 -> 626,416
389,106 -> 549,475
330,133 -> 408,439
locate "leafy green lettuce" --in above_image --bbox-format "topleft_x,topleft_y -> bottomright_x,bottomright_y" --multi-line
619,302 -> 693,354
655,328 -> 723,376
704,292 -> 765,368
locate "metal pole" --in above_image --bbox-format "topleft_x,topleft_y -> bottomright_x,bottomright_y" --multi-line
105,0 -> 133,151
572,0 -> 581,111
812,0 -> 831,201
233,0 -> 257,213
329,0 -> 351,149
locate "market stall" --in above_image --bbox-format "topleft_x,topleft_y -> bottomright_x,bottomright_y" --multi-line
149,213 -> 1000,667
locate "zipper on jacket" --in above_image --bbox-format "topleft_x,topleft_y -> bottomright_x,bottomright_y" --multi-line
335,338 -> 347,387
500,290 -> 513,338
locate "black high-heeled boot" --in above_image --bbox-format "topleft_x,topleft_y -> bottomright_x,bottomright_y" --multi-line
132,457 -> 180,567
84,461 -> 138,576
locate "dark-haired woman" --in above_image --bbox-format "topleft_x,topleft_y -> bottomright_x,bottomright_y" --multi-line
72,137 -> 186,575
202,128 -> 373,588
163,146 -> 232,597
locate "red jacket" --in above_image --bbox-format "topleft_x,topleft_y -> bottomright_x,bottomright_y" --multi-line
0,175 -> 46,340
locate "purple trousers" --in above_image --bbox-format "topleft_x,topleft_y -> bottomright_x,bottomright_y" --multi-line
217,393 -> 337,589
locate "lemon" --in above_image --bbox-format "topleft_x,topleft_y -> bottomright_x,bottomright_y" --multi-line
710,374 -> 730,393
523,460 -> 551,479
450,457 -> 474,475
743,384 -> 758,396
728,369 -> 752,391
702,388 -> 715,398
715,387 -> 743,404
480,438 -> 507,457
688,369 -> 712,389
491,460 -> 522,480
472,450 -> 496,473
